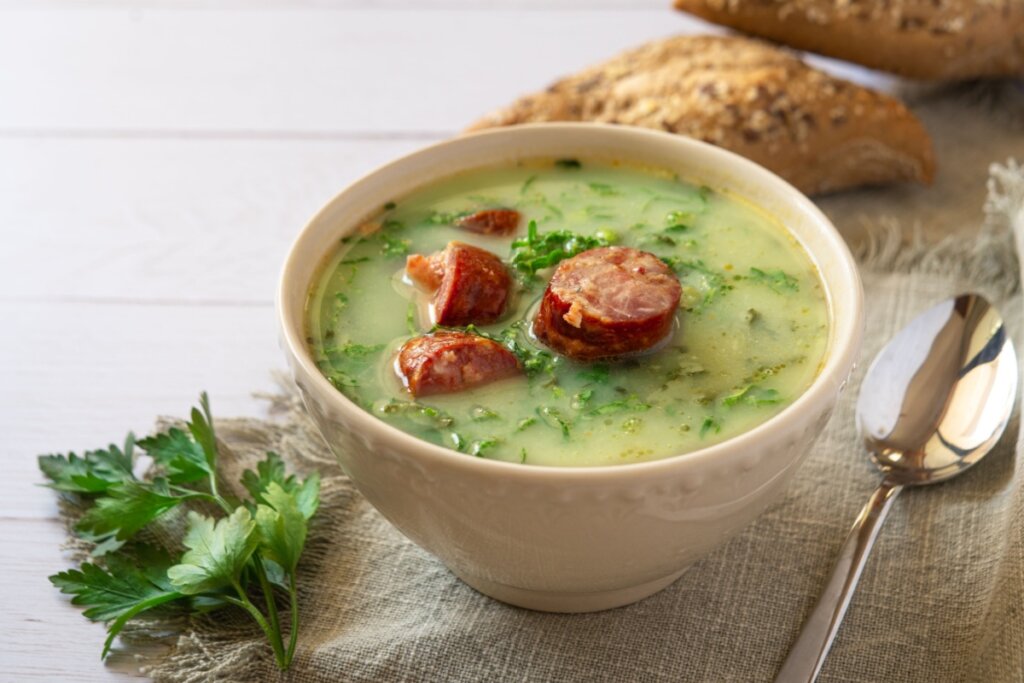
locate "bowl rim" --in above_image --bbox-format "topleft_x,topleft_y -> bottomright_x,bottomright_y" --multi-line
278,122 -> 864,481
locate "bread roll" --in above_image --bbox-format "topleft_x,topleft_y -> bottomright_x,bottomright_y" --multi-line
467,35 -> 935,196
675,0 -> 1024,80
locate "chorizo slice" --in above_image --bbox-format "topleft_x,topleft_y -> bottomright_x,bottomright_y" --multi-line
455,208 -> 521,236
406,241 -> 511,326
533,246 -> 682,361
397,331 -> 521,396
406,252 -> 445,291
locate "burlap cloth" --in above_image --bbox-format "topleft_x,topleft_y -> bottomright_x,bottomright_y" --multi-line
113,83 -> 1024,682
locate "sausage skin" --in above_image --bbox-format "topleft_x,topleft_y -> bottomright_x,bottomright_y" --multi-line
406,241 -> 511,326
455,209 -> 521,236
397,332 -> 521,396
532,246 -> 682,361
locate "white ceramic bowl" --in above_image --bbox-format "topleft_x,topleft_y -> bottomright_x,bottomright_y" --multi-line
278,124 -> 864,613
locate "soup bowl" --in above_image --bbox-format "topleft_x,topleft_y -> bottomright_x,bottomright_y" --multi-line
278,123 -> 863,613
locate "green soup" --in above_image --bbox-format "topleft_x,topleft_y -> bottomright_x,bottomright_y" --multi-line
306,160 -> 828,467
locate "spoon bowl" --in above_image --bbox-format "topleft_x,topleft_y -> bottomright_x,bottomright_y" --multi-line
857,294 -> 1018,485
777,293 -> 1018,682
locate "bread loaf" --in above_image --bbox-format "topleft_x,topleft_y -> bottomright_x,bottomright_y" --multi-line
467,35 -> 935,196
674,0 -> 1024,80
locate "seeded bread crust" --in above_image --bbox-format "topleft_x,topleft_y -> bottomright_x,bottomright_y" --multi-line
674,0 -> 1024,80
466,35 -> 935,196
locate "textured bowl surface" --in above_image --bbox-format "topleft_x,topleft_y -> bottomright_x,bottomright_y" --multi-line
278,123 -> 864,612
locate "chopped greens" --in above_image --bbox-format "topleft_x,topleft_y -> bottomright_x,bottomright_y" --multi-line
587,394 -> 651,417
662,258 -> 732,311
721,384 -> 782,408
747,267 -> 799,293
426,209 -> 472,225
380,234 -> 411,257
577,365 -> 610,384
470,406 -> 501,422
376,399 -> 454,431
537,405 -> 572,439
588,181 -> 617,196
554,158 -> 582,169
509,220 -> 612,278
700,416 -> 722,438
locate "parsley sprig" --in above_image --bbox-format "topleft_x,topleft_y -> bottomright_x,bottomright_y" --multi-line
40,394 -> 320,670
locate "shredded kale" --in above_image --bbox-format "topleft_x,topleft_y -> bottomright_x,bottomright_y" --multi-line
376,399 -> 455,431
537,406 -> 572,439
470,406 -> 500,422
425,209 -> 472,225
662,258 -> 732,311
515,417 -> 537,432
587,394 -> 651,416
324,342 -> 383,360
721,384 -> 782,408
747,267 -> 799,293
700,416 -> 721,438
379,234 -> 410,257
587,182 -> 617,196
577,365 -> 610,384
570,389 -> 594,410
509,220 -> 612,277
469,438 -> 500,457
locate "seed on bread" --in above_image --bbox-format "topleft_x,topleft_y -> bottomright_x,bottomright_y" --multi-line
675,0 -> 1024,80
467,35 -> 935,196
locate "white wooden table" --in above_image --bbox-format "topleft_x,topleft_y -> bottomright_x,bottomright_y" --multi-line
0,2 -> 950,679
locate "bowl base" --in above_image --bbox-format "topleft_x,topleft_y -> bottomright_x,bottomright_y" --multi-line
453,568 -> 688,613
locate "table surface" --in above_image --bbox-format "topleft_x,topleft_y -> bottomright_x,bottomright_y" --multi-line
0,2 -> 968,679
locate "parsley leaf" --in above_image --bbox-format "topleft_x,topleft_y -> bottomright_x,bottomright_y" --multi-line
38,436 -> 136,494
255,484 -> 310,573
50,555 -> 181,624
50,556 -> 184,657
138,427 -> 211,484
168,508 -> 258,595
76,478 -> 184,541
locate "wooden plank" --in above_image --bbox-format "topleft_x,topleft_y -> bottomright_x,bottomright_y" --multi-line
0,301 -> 285,520
0,9 -> 714,133
0,518 -> 148,679
2,0 -> 670,8
0,137 -> 430,303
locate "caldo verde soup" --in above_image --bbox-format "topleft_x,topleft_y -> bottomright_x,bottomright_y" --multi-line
306,160 -> 828,467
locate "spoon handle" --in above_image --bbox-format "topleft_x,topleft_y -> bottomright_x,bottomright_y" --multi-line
774,480 -> 904,683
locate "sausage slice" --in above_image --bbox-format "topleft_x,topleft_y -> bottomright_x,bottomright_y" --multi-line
533,246 -> 682,361
405,251 -> 445,291
397,332 -> 521,396
405,241 -> 511,326
455,209 -> 521,236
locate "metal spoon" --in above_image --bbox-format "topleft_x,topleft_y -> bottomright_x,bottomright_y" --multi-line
775,293 -> 1018,683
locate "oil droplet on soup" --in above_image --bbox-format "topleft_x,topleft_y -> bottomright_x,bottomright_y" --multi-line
306,160 -> 828,467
